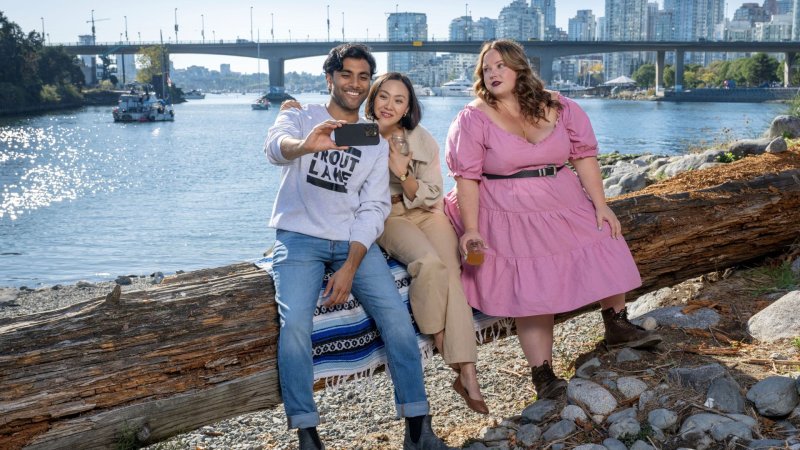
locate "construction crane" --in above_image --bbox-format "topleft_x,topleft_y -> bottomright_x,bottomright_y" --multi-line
86,10 -> 110,44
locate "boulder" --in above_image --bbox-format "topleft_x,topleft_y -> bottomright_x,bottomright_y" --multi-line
746,376 -> 800,417
747,291 -> 800,342
766,115 -> 800,139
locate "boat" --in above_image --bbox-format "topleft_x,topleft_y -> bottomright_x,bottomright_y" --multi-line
183,89 -> 206,99
437,76 -> 473,97
251,95 -> 271,110
112,91 -> 175,122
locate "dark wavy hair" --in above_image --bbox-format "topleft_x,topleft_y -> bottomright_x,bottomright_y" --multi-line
473,39 -> 561,123
322,43 -> 377,77
364,72 -> 422,130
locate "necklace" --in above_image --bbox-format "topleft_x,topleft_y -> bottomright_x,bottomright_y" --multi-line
498,101 -> 528,141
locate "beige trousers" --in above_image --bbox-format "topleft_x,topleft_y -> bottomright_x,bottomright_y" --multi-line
377,202 -> 477,364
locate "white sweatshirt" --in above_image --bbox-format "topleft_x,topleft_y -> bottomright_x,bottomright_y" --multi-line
264,103 -> 390,248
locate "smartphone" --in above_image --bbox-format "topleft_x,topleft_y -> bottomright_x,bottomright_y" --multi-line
334,123 -> 380,147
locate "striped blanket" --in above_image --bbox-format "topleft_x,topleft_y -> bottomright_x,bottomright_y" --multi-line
255,251 -> 511,385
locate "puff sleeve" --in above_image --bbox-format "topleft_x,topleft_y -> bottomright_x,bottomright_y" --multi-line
445,107 -> 487,180
562,97 -> 599,160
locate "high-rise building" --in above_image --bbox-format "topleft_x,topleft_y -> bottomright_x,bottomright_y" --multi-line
776,0 -> 794,14
794,0 -> 800,40
449,16 -> 473,41
220,64 -> 231,76
755,12 -> 794,40
497,0 -> 545,41
473,18 -> 498,41
568,10 -> 597,41
662,0 -> 724,64
115,54 -> 137,85
733,3 -> 771,23
386,12 -> 432,78
531,0 -> 557,38
604,0 -> 648,79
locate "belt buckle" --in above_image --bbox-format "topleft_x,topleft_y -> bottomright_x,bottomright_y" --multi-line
546,165 -> 557,177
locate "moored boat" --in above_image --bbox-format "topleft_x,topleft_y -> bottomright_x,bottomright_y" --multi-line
184,89 -> 206,99
112,92 -> 175,123
251,95 -> 270,110
436,76 -> 473,97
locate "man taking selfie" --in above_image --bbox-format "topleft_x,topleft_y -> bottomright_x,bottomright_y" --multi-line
264,43 -> 453,450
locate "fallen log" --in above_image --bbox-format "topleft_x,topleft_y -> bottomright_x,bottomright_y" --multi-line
2,164 -> 800,449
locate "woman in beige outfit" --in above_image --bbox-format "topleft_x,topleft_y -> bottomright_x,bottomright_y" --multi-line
367,72 -> 487,414
282,72 -> 487,414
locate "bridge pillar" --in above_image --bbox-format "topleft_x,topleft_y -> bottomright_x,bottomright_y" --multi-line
655,51 -> 665,95
268,59 -> 285,93
674,50 -> 685,92
529,54 -> 554,85
784,52 -> 796,87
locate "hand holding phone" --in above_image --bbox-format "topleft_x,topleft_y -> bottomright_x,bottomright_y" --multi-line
334,123 -> 380,147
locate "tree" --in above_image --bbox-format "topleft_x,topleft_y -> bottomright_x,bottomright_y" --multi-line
136,46 -> 167,84
0,11 -> 43,105
632,63 -> 655,87
746,53 -> 779,86
663,65 -> 674,88
38,46 -> 84,87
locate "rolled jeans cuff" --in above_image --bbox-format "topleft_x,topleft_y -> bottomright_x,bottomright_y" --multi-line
287,411 -> 320,430
395,400 -> 429,419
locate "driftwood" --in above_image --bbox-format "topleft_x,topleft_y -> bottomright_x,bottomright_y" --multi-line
2,168 -> 800,449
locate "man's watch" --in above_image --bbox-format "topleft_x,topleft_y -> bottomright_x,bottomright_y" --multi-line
399,171 -> 408,182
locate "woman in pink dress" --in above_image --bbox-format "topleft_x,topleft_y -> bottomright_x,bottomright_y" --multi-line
443,39 -> 662,400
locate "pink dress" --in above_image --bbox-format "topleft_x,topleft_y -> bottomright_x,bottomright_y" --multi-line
443,95 -> 642,317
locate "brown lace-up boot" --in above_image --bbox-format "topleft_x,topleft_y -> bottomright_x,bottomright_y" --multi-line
601,306 -> 663,350
531,360 -> 567,400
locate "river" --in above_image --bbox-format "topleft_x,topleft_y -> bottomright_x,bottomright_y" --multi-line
0,94 -> 785,287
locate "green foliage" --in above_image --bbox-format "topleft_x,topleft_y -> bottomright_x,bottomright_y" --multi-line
39,84 -> 60,103
793,337 -> 800,351
620,423 -> 655,447
716,151 -> 739,163
788,93 -> 800,118
663,65 -> 674,88
136,46 -> 167,84
0,81 -> 30,108
747,261 -> 800,295
632,63 -> 655,87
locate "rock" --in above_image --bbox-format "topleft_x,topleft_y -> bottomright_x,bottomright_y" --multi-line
766,136 -> 788,153
637,306 -> 720,329
607,408 -> 638,424
76,280 -> 95,288
0,288 -> 17,303
560,405 -> 588,423
648,408 -> 679,431
616,348 -> 642,363
727,137 -> 771,157
706,376 -> 745,413
617,377 -> 648,400
568,379 -> 618,416
791,257 -> 800,276
747,291 -> 800,342
603,438 -> 628,450
542,419 -> 576,442
115,275 -> 132,286
576,357 -> 602,379
748,439 -> 789,449
668,363 -> 729,394
630,441 -> 655,450
608,418 -> 640,440
521,399 -> 558,424
152,271 -> 165,284
709,420 -> 753,441
638,390 -> 657,410
514,424 -> 542,447
463,442 -> 491,450
639,317 -> 658,331
482,426 -> 512,442
746,375 -> 800,417
767,115 -> 800,139
573,445 -> 606,450
679,412 -> 733,435
655,154 -> 705,178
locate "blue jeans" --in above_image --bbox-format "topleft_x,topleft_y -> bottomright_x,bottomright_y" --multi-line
272,229 -> 429,429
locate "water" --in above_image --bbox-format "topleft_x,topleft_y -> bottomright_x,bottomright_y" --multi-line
0,94 -> 785,287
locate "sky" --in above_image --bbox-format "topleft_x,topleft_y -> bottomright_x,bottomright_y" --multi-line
4,0 -> 755,75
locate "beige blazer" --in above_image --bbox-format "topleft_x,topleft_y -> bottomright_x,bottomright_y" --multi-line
388,125 -> 443,211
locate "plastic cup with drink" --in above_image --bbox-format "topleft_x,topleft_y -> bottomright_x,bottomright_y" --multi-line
465,239 -> 485,266
390,134 -> 409,156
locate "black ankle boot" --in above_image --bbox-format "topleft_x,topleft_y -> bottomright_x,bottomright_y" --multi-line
297,427 -> 325,450
531,360 -> 567,400
601,306 -> 663,349
403,415 -> 455,450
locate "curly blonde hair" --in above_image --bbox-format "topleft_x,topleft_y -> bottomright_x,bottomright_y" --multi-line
473,39 -> 561,123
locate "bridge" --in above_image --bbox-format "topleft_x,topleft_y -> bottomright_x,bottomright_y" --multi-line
59,40 -> 800,95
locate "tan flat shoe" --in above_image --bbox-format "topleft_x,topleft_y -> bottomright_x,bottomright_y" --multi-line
453,375 -> 489,414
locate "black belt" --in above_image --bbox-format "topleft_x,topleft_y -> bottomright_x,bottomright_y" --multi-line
483,165 -> 563,180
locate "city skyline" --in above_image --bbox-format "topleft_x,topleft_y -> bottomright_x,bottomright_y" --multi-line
3,0 -> 765,74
